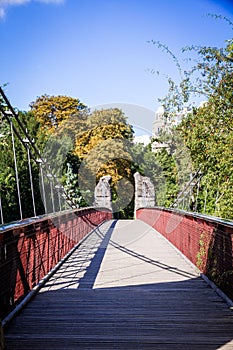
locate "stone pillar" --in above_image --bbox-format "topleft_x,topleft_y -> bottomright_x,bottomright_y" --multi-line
94,175 -> 112,210
134,172 -> 155,216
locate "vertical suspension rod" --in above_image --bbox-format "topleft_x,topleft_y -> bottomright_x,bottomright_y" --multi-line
0,89 -> 77,209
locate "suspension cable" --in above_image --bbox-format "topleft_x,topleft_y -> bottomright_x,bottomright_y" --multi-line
0,88 -> 78,210
170,167 -> 203,209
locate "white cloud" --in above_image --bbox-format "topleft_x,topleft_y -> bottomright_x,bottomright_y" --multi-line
0,1 -> 30,5
0,0 -> 64,18
0,8 -> 5,17
39,0 -> 64,3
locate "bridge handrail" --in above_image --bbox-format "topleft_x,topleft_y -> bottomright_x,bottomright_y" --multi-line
138,206 -> 233,228
136,206 -> 233,302
0,206 -> 112,322
0,207 -> 111,233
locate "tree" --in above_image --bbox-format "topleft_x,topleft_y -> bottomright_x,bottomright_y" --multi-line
178,72 -> 233,217
131,142 -> 179,207
151,16 -> 233,218
74,108 -> 134,197
30,94 -> 87,132
151,16 -> 233,115
36,105 -> 135,217
1,97 -> 137,221
0,111 -> 45,222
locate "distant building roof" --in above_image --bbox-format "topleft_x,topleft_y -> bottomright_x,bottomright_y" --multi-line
133,134 -> 151,146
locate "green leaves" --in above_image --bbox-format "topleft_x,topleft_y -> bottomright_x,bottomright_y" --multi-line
177,73 -> 233,218
152,17 -> 233,219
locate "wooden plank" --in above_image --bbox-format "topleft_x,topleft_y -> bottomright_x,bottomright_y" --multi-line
4,220 -> 233,349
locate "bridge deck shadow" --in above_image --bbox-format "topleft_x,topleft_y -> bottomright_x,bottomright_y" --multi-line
5,220 -> 233,349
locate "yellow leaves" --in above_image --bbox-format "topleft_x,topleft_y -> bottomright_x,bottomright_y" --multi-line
74,123 -> 132,159
75,131 -> 133,188
86,108 -> 128,128
30,94 -> 87,132
30,98 -> 134,198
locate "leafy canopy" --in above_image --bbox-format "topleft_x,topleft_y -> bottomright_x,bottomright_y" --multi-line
151,15 -> 233,218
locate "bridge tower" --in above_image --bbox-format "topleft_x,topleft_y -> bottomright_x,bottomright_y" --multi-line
94,175 -> 112,210
134,172 -> 155,216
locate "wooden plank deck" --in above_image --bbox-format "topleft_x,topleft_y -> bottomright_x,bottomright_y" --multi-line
4,219 -> 233,349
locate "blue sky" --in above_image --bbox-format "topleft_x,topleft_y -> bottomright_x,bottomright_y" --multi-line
0,0 -> 233,131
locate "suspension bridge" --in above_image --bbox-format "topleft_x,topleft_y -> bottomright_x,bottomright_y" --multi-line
0,90 -> 233,349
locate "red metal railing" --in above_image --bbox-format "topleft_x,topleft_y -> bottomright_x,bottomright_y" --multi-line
0,207 -> 112,320
137,207 -> 233,300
